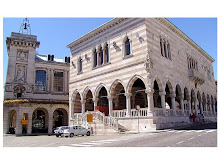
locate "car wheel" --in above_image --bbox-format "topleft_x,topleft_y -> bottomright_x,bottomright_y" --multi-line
56,134 -> 59,137
82,135 -> 84,136
65,136 -> 68,138
70,133 -> 74,137
86,131 -> 90,136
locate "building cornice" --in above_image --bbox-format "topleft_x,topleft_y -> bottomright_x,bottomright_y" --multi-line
66,18 -> 127,49
155,18 -> 215,63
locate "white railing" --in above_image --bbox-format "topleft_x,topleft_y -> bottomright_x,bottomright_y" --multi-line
154,108 -> 163,116
112,110 -> 127,118
184,110 -> 190,116
166,109 -> 173,116
176,109 -> 182,116
131,108 -> 148,117
104,116 -> 118,130
80,110 -> 119,131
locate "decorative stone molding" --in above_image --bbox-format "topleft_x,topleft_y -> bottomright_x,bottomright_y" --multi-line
17,50 -> 28,61
5,84 -> 13,92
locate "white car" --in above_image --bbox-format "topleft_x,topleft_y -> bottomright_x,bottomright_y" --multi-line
54,126 -> 69,137
63,126 -> 91,137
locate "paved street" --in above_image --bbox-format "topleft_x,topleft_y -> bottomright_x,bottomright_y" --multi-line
3,122 -> 217,147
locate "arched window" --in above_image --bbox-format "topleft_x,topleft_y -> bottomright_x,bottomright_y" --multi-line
125,37 -> 131,56
93,49 -> 97,67
78,57 -> 83,73
35,70 -> 46,91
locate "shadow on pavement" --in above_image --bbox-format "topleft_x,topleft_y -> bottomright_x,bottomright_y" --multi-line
174,122 -> 217,130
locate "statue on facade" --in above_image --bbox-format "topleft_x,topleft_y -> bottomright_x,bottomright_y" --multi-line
15,67 -> 25,82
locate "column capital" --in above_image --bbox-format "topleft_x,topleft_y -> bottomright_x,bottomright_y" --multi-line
93,97 -> 99,102
124,93 -> 132,98
80,100 -> 86,104
170,94 -> 176,98
159,91 -> 166,96
145,89 -> 154,95
107,95 -> 113,100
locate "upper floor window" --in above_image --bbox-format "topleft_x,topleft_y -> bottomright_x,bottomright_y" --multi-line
160,37 -> 171,60
77,57 -> 83,73
124,37 -> 131,56
104,43 -> 109,63
187,57 -> 198,71
35,70 -> 46,91
92,43 -> 110,68
207,69 -> 212,81
160,38 -> 164,57
98,46 -> 104,65
93,49 -> 98,68
53,71 -> 63,92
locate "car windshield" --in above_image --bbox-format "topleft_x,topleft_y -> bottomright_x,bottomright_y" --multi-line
55,127 -> 60,130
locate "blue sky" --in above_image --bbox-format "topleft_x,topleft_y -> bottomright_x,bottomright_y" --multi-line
3,18 -> 217,90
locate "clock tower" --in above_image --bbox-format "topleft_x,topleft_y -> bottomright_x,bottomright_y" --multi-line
5,18 -> 40,100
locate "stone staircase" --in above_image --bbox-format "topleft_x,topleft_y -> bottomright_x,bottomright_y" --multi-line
72,110 -> 129,135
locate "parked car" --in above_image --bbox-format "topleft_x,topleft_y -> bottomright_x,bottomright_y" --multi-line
63,126 -> 91,137
54,126 -> 69,137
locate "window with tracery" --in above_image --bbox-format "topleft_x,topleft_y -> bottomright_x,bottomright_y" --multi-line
160,37 -> 171,60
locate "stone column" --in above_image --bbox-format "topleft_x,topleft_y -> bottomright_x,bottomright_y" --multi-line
159,91 -> 166,116
194,96 -> 198,116
171,94 -> 177,116
146,89 -> 154,116
15,109 -> 22,135
27,111 -> 33,135
81,100 -> 86,114
107,96 -> 113,116
93,98 -> 98,111
3,110 -> 9,134
179,95 -> 185,116
187,97 -> 192,115
209,103 -> 213,116
48,111 -> 53,134
131,95 -> 135,109
125,93 -> 132,117
97,50 -> 100,66
205,104 -> 208,116
114,96 -> 119,108
213,103 -> 216,116
103,48 -> 107,64
199,102 -> 203,115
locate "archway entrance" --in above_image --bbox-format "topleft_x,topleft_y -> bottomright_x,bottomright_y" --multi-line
74,92 -> 82,113
53,109 -> 68,130
85,90 -> 94,111
97,87 -> 109,115
130,78 -> 147,108
8,110 -> 16,134
32,109 -> 48,133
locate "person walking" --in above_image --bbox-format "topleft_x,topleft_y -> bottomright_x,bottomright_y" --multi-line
192,113 -> 196,126
197,113 -> 202,124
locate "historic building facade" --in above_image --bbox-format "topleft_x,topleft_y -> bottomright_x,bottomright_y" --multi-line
67,18 -> 217,133
3,25 -> 70,135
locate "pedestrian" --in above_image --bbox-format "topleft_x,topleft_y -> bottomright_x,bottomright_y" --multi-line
189,114 -> 192,123
201,114 -> 205,124
191,113 -> 196,126
197,113 -> 202,124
